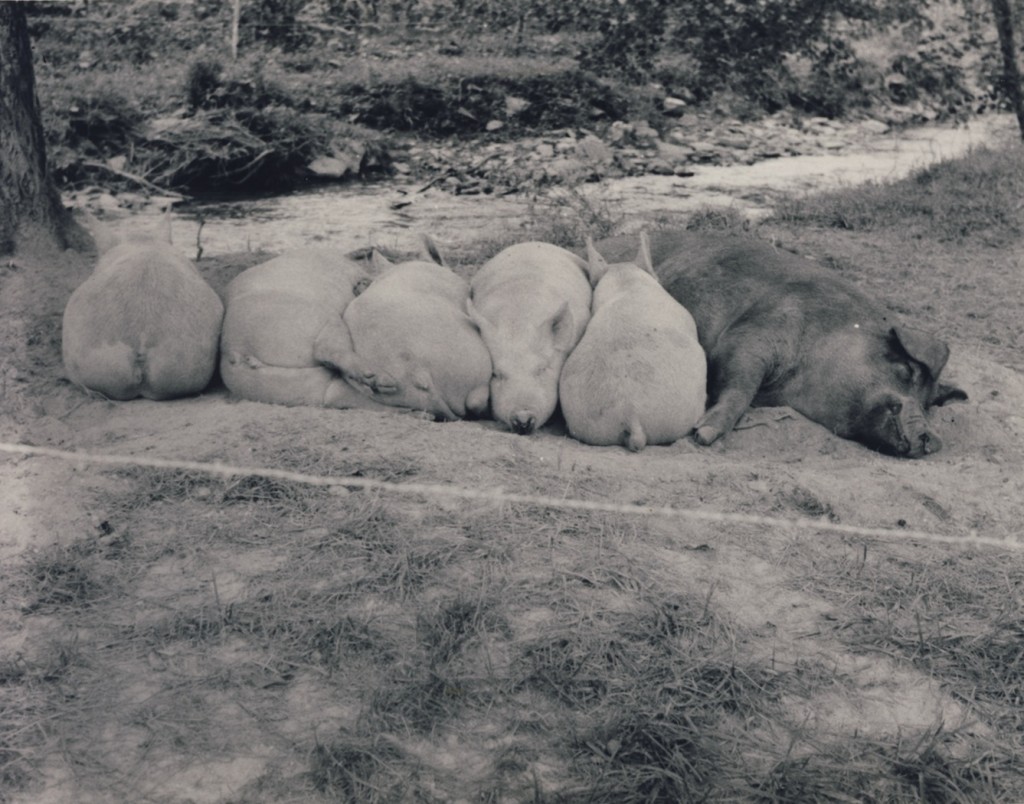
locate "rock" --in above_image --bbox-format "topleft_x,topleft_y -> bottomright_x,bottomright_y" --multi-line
485,120 -> 505,132
577,134 -> 613,165
94,192 -> 122,212
662,97 -> 688,116
656,141 -> 695,165
307,155 -> 358,179
607,120 -> 632,144
648,158 -> 675,175
689,141 -> 722,162
631,120 -> 660,144
546,158 -> 588,182
505,96 -> 530,116
666,129 -> 689,145
716,134 -> 751,149
534,142 -> 555,159
117,192 -> 150,209
860,119 -> 890,135
673,165 -> 696,177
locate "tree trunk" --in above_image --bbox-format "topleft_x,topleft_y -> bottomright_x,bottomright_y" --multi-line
990,0 -> 1024,140
0,3 -> 69,254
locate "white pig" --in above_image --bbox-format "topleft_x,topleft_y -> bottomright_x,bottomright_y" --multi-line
559,233 -> 707,451
220,248 -> 395,410
467,241 -> 592,434
341,237 -> 492,420
62,215 -> 223,400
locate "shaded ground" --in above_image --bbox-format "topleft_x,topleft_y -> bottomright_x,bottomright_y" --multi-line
1,216 -> 1023,800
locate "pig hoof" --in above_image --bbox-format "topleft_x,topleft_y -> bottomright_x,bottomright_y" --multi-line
694,425 -> 722,446
361,372 -> 398,395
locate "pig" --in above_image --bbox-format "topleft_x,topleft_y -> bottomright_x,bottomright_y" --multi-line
61,215 -> 224,400
559,233 -> 707,451
592,230 -> 967,458
340,237 -> 492,420
467,241 -> 592,434
219,248 -> 396,410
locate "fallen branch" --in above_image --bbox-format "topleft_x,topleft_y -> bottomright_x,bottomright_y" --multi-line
416,151 -> 503,193
80,160 -> 189,200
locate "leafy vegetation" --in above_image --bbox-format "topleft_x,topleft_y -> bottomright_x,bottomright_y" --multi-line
23,0 -> 1016,194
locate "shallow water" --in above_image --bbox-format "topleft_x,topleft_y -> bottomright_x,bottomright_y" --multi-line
174,114 -> 1018,259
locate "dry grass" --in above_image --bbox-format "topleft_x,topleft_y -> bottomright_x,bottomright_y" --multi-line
792,540 -> 1024,737
4,446 -> 1021,801
772,144 -> 1024,247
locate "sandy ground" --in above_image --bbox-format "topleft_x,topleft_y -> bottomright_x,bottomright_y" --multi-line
2,231 -> 1023,800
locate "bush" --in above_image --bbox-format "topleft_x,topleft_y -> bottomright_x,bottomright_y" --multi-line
185,58 -> 224,111
338,69 -> 633,136
61,90 -> 144,155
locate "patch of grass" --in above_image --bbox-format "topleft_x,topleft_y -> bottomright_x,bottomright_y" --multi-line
108,464 -> 329,518
772,145 -> 1024,245
524,185 -> 624,250
310,733 -> 409,801
682,204 -> 754,233
754,727 -> 1012,804
0,638 -> 85,800
792,541 -> 1024,746
21,541 -> 123,613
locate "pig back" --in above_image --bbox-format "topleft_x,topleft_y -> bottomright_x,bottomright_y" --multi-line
221,249 -> 366,368
344,261 -> 492,417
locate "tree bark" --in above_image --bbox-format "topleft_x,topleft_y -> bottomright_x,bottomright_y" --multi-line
990,0 -> 1024,140
0,3 -> 69,254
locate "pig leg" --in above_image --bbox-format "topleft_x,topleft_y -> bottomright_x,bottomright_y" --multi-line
312,318 -> 399,395
694,331 -> 776,446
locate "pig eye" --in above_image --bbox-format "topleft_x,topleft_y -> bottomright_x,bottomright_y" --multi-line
895,362 -> 914,383
491,371 -> 506,382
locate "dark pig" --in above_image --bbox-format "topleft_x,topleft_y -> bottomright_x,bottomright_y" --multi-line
592,230 -> 967,458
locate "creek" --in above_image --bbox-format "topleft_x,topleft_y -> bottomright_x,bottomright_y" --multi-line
173,113 -> 1018,259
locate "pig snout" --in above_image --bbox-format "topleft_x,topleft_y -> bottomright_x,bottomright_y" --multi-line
863,396 -> 943,458
510,410 -> 538,435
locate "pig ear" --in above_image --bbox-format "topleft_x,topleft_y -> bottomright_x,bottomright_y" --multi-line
371,248 -> 394,272
635,231 -> 654,275
550,301 -> 577,353
931,383 -> 968,407
584,237 -> 609,287
419,234 -> 446,266
889,326 -> 950,378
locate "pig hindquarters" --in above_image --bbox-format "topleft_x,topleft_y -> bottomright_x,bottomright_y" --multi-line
559,234 -> 707,451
